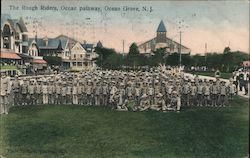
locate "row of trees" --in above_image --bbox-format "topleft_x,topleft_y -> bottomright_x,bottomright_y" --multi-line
95,44 -> 249,72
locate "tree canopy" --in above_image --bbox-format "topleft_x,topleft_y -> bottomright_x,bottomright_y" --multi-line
94,46 -> 249,72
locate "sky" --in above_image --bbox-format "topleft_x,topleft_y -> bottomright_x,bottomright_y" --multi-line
1,0 -> 249,54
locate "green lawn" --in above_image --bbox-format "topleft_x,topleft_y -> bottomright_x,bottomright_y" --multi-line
194,72 -> 232,79
0,96 -> 249,158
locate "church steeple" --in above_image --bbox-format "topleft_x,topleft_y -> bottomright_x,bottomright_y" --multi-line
156,20 -> 167,43
157,20 -> 167,32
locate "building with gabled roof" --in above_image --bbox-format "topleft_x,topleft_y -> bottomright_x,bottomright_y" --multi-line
1,15 -> 48,75
62,41 -> 98,71
54,34 -> 98,70
29,36 -> 63,57
138,20 -> 191,55
1,15 -> 29,54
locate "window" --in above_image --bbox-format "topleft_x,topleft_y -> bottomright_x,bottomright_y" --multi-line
78,62 -> 82,66
73,62 -> 76,66
80,54 -> 83,59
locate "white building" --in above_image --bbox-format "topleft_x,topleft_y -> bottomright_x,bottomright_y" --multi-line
62,41 -> 98,71
27,39 -> 47,71
138,20 -> 191,55
1,15 -> 29,54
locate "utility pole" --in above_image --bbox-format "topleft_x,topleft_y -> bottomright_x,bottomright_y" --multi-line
205,43 -> 207,63
122,40 -> 125,54
179,31 -> 182,68
175,17 -> 188,71
32,18 -> 38,42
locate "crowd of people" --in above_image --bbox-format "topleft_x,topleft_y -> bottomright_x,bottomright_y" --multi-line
232,69 -> 249,95
0,66 -> 243,114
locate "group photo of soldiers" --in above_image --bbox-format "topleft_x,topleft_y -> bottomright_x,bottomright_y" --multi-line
1,66 -> 242,115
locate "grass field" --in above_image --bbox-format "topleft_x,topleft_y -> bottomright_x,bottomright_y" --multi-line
193,72 -> 232,79
0,96 -> 249,158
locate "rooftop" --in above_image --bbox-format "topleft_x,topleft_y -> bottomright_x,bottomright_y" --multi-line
157,20 -> 167,32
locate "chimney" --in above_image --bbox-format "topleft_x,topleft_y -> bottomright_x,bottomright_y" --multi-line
35,34 -> 38,42
44,36 -> 48,46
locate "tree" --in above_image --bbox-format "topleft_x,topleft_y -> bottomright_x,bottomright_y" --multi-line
150,48 -> 166,66
166,53 -> 179,66
43,56 -> 62,66
103,53 -> 123,69
127,43 -> 140,68
128,43 -> 140,55
223,47 -> 231,54
95,47 -> 117,67
181,54 -> 192,67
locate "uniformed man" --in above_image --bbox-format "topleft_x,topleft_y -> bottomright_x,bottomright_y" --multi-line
110,90 -> 120,109
243,71 -> 249,95
42,81 -> 49,104
203,81 -> 211,107
55,81 -> 62,105
147,82 -> 154,105
182,80 -> 190,106
72,82 -> 78,105
0,73 -> 11,114
141,82 -> 148,96
190,80 -> 197,106
28,80 -> 36,105
110,81 -> 118,100
61,82 -> 67,104
66,81 -> 72,105
12,75 -> 21,106
211,80 -> 219,107
228,78 -> 237,104
123,95 -> 137,111
118,83 -> 126,107
48,80 -> 54,104
197,80 -> 204,106
238,71 -> 244,92
126,81 -> 134,101
165,80 -> 174,106
21,79 -> 28,105
94,81 -> 102,106
116,101 -> 128,111
166,91 -> 181,112
86,80 -> 93,106
102,81 -> 109,106
154,80 -> 161,103
134,82 -> 142,106
35,79 -> 42,105
218,81 -> 228,107
77,81 -> 83,105
151,93 -> 165,111
138,94 -> 150,111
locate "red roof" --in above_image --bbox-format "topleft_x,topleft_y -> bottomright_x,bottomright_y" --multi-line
242,60 -> 250,67
30,59 -> 47,64
0,52 -> 21,60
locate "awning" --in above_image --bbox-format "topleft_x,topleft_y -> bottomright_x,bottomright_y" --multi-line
30,59 -> 47,64
0,52 -> 21,60
17,53 -> 33,59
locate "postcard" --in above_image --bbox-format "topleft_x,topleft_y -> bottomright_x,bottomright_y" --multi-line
1,0 -> 249,158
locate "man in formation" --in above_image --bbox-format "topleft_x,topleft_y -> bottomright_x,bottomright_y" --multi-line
0,67 -> 238,114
